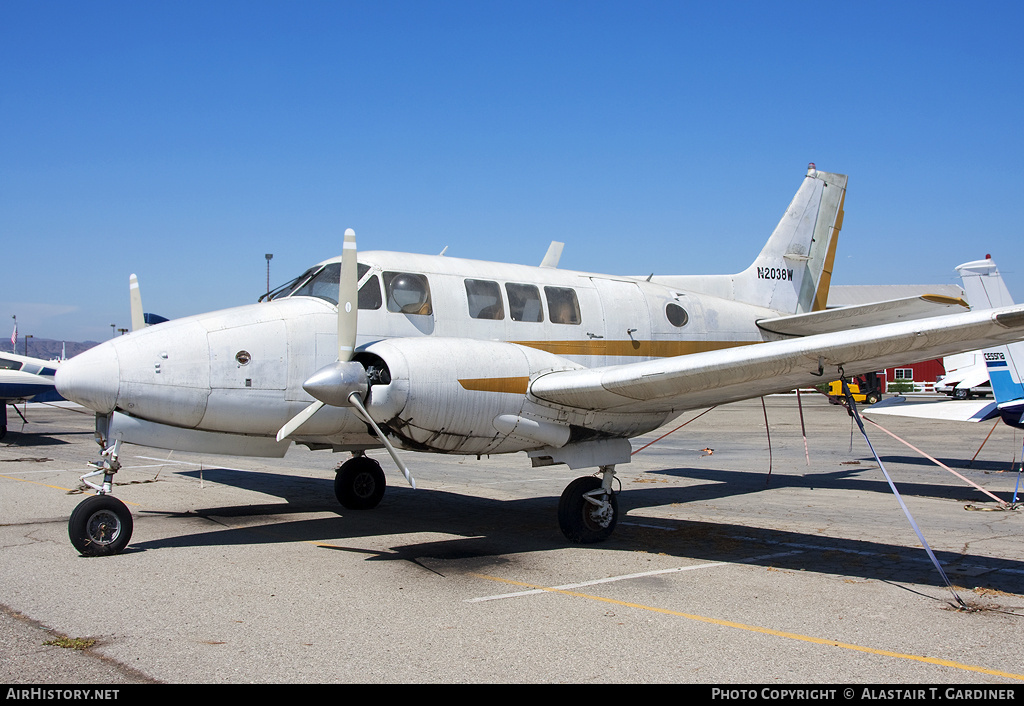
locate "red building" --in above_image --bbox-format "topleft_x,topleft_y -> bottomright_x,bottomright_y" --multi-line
879,359 -> 946,392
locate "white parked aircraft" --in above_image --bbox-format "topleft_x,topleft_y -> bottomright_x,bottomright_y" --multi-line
0,351 -> 62,440
866,256 -> 1024,428
55,165 -> 1024,555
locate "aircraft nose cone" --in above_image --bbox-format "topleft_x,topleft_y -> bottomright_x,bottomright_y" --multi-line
55,343 -> 120,414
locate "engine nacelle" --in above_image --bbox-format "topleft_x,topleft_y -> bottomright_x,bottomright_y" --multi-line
357,338 -> 581,455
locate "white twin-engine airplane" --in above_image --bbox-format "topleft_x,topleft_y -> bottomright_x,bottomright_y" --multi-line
55,165 -> 1024,556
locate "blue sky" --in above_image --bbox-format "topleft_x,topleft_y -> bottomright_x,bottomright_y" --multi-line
3,1 -> 1023,343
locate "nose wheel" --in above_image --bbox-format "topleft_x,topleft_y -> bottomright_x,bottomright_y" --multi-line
69,494 -> 133,556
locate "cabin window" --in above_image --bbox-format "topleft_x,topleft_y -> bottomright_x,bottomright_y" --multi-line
357,264 -> 382,310
384,272 -> 432,315
545,286 -> 581,325
0,358 -> 22,371
666,303 -> 689,327
506,283 -> 543,322
465,279 -> 504,320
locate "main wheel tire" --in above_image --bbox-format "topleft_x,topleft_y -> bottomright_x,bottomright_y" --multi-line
335,457 -> 386,510
68,495 -> 133,556
953,388 -> 968,400
558,476 -> 618,543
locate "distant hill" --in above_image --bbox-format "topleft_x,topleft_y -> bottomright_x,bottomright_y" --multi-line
9,338 -> 99,361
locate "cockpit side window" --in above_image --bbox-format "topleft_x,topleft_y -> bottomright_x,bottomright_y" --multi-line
357,264 -> 382,310
544,286 -> 581,325
465,279 -> 504,320
506,283 -> 543,322
383,272 -> 432,315
0,357 -> 22,371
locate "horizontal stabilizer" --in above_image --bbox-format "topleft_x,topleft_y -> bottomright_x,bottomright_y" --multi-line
756,295 -> 968,337
863,396 -> 997,423
949,367 -> 989,391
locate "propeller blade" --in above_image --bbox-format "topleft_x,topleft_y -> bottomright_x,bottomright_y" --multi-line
348,392 -> 416,489
338,228 -> 358,362
276,400 -> 324,442
129,275 -> 145,332
278,228 -> 361,441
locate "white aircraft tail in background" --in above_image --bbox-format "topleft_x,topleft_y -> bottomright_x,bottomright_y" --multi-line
866,256 -> 1024,428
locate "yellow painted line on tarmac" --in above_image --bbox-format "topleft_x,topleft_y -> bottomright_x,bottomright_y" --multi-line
0,473 -> 77,493
0,473 -> 143,507
469,572 -> 1024,682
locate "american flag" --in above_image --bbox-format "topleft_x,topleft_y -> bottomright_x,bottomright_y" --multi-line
10,316 -> 16,352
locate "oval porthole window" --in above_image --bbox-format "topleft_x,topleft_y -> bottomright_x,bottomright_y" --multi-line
666,303 -> 689,327
235,350 -> 252,365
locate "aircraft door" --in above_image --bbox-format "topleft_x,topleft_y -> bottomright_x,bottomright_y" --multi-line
590,278 -> 652,362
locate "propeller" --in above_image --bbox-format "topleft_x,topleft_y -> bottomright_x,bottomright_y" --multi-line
276,229 -> 415,489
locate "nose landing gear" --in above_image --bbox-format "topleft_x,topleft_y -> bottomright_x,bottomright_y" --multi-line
68,418 -> 134,556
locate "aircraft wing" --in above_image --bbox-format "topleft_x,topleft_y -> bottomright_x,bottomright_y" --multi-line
862,396 -> 998,423
756,295 -> 968,337
531,305 -> 1024,415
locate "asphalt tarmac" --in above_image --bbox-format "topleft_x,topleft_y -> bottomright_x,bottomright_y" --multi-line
1,395 -> 1022,684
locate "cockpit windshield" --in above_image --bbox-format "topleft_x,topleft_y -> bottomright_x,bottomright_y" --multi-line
290,263 -> 341,304
261,262 -> 372,306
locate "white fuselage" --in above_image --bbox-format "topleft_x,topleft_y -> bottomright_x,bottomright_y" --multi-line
56,250 -> 786,458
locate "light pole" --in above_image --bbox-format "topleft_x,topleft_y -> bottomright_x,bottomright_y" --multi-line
265,254 -> 273,298
24,334 -> 32,357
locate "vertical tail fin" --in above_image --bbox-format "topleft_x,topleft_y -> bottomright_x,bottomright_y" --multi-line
957,257 -> 1024,419
735,164 -> 847,313
650,165 -> 846,313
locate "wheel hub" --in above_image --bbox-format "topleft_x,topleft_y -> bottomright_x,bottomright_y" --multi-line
86,509 -> 121,545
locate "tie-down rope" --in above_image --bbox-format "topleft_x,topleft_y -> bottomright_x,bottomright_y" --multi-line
841,379 -> 968,609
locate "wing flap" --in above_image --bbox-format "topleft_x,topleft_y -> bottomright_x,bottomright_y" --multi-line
756,295 -> 968,336
530,304 -> 1024,414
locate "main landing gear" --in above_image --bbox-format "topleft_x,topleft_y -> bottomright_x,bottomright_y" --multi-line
335,453 -> 386,510
68,433 -> 134,556
558,465 -> 619,543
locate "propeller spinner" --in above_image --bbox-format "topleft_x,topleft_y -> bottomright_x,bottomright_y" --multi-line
276,229 -> 415,489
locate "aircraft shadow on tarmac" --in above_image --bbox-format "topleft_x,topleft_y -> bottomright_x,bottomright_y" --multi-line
648,462 -> 1019,505
120,465 -> 1024,597
1,429 -> 82,447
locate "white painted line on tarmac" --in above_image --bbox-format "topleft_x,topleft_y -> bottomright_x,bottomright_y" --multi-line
466,550 -> 802,603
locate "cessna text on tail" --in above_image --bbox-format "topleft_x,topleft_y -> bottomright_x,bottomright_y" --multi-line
55,165 -> 1024,555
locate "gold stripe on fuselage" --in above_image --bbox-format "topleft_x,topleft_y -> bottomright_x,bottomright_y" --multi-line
458,376 -> 531,394
511,339 -> 757,358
